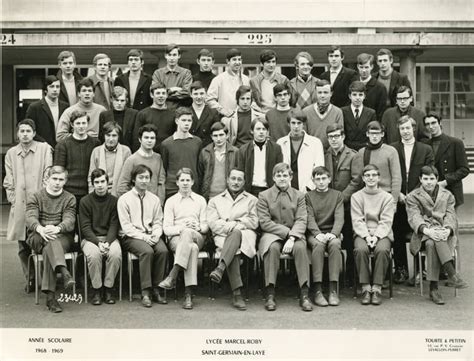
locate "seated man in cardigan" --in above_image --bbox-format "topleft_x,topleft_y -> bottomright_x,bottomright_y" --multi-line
351,164 -> 396,306
406,165 -> 468,305
25,166 -> 76,313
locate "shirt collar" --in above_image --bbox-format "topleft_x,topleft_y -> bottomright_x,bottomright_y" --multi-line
351,104 -> 364,113
330,65 -> 342,74
132,187 -> 148,198
270,184 -> 294,202
172,132 -> 194,140
166,66 -> 181,74
175,191 -> 197,201
331,145 -> 345,156
16,141 -> 38,155
44,96 -> 58,106
297,74 -> 312,83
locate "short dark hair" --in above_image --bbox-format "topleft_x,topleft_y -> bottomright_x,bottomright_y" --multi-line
91,168 -> 109,184
326,123 -> 345,136
112,86 -> 128,100
259,49 -> 277,64
376,48 -> 393,61
17,118 -> 36,131
150,82 -> 167,94
175,107 -> 193,120
272,162 -> 293,177
420,165 -> 439,178
312,166 -> 331,178
327,45 -> 344,57
210,122 -> 228,135
138,124 -> 157,139
236,85 -> 252,103
273,83 -> 291,97
76,78 -> 94,94
165,44 -> 180,55
197,48 -> 214,60
357,53 -> 375,66
287,109 -> 307,124
70,110 -> 89,125
127,49 -> 144,61
349,81 -> 367,94
363,164 -> 380,176
131,164 -> 153,182
57,50 -> 76,63
251,117 -> 269,131
190,81 -> 205,93
396,85 -> 413,97
176,167 -> 194,181
316,79 -> 331,88
226,48 -> 241,61
423,111 -> 442,125
43,75 -> 60,92
103,121 -> 122,135
367,121 -> 384,132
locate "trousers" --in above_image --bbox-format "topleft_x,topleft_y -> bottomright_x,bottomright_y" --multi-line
82,238 -> 122,289
308,237 -> 342,282
354,236 -> 391,285
218,230 -> 243,291
169,229 -> 204,287
424,239 -> 453,281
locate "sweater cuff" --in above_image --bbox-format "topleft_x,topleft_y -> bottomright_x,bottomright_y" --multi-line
418,225 -> 426,237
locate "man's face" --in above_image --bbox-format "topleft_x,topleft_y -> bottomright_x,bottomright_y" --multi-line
78,86 -> 94,105
420,174 -> 438,192
176,114 -> 193,133
176,173 -> 194,192
396,90 -> 412,112
46,80 -> 61,100
211,129 -> 228,148
377,54 -> 393,72
95,57 -> 111,77
275,89 -> 290,107
59,56 -> 76,76
367,128 -> 383,145
349,91 -> 365,107
296,56 -> 312,77
312,173 -> 331,191
316,85 -> 332,105
328,50 -> 343,68
327,130 -> 345,151
357,61 -> 373,80
197,55 -> 214,72
227,55 -> 242,73
238,92 -> 252,111
152,88 -> 167,106
139,131 -> 156,151
424,116 -> 442,137
289,118 -> 304,137
112,94 -> 127,111
263,57 -> 277,74
104,129 -> 119,149
46,172 -> 67,193
128,56 -> 143,72
165,48 -> 180,67
134,171 -> 151,192
72,116 -> 89,136
227,169 -> 245,193
399,121 -> 415,142
191,87 -> 206,107
273,170 -> 292,189
252,121 -> 268,143
93,174 -> 108,196
363,170 -> 380,188
17,124 -> 35,144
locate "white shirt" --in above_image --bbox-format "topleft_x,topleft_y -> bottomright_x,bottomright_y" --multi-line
192,104 -> 205,119
330,66 -> 342,85
252,142 -> 267,187
44,97 -> 60,129
351,104 -> 364,119
62,76 -> 77,105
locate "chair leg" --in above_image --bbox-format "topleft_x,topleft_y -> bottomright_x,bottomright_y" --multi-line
389,252 -> 393,299
245,257 -> 250,302
454,250 -> 458,298
34,255 -> 40,305
119,262 -> 123,302
353,261 -> 357,299
128,255 -> 133,302
83,255 -> 88,303
418,252 -> 423,296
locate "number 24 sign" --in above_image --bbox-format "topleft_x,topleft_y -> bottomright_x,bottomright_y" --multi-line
247,33 -> 272,45
1,34 -> 16,45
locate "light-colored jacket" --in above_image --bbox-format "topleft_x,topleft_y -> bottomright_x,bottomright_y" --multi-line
3,141 -> 53,241
277,132 -> 324,192
221,108 -> 263,146
207,190 -> 258,258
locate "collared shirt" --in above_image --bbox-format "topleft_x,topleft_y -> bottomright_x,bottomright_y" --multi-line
153,65 -> 192,91
17,141 -> 38,157
252,141 -> 267,187
163,191 -> 208,236
351,104 -> 364,119
360,75 -> 372,84
62,75 -> 77,105
214,145 -> 226,162
330,66 -> 342,85
44,97 -> 60,129
172,132 -> 194,140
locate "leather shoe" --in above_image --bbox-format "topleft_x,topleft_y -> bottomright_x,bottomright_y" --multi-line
182,294 -> 193,310
91,290 -> 102,306
158,275 -> 176,290
449,274 -> 468,289
152,288 -> 168,304
46,298 -> 63,313
299,295 -> 313,312
430,290 -> 445,305
264,294 -> 276,311
313,291 -> 328,307
361,290 -> 371,305
371,291 -> 382,305
232,294 -> 247,311
62,270 -> 75,290
141,295 -> 152,308
104,290 -> 115,305
328,291 -> 340,306
210,267 -> 224,284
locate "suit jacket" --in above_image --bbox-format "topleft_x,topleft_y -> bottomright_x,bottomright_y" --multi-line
363,76 -> 388,121
190,105 -> 222,147
342,105 -> 376,151
391,141 -> 434,195
250,72 -> 290,111
324,145 -> 363,203
236,140 -> 283,192
382,105 -> 427,144
114,71 -> 153,111
25,98 -> 68,148
56,69 -> 83,106
423,134 -> 470,206
221,108 -> 263,146
406,185 -> 457,255
374,70 -> 411,107
87,73 -> 114,110
320,66 -> 358,108
98,108 -> 138,148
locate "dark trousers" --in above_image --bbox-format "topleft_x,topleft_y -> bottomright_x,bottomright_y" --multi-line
424,239 -> 453,281
354,236 -> 391,285
341,205 -> 354,280
18,240 -> 33,281
122,237 -> 168,291
393,202 -> 410,271
219,230 -> 243,291
250,186 -> 267,198
27,231 -> 73,292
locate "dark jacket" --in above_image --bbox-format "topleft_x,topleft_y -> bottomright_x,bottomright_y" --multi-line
198,142 -> 238,199
25,98 -> 69,148
381,105 -> 428,144
342,105 -> 377,151
374,69 -> 411,107
87,73 -> 114,110
114,71 -> 153,111
98,108 -> 138,148
320,66 -> 358,108
422,133 -> 470,206
56,69 -> 83,106
190,106 -> 222,147
391,141 -> 434,195
236,140 -> 283,192
363,76 -> 388,121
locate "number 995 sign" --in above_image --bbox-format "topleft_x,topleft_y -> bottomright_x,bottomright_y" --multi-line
247,33 -> 272,45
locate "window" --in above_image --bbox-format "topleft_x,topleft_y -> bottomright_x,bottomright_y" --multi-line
454,66 -> 474,119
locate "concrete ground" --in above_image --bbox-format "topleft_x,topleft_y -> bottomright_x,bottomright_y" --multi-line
1,234 -> 473,330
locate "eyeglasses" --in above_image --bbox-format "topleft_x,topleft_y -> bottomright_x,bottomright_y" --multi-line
327,134 -> 342,140
363,173 -> 379,178
396,97 -> 411,101
367,131 -> 382,136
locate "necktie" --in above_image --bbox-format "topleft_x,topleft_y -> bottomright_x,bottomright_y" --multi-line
355,108 -> 360,125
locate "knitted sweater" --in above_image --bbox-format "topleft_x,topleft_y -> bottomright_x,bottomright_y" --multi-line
25,189 -> 76,234
56,102 -> 107,141
54,136 -> 101,196
305,188 -> 344,237
79,192 -> 119,244
132,107 -> 176,152
266,108 -> 291,142
192,70 -> 216,90
351,187 -> 395,241
303,104 -> 344,150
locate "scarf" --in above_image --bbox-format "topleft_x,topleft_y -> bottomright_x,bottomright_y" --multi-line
318,103 -> 330,115
363,140 -> 383,166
